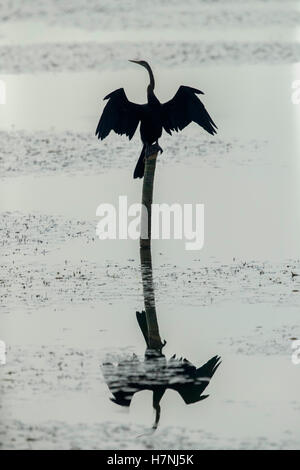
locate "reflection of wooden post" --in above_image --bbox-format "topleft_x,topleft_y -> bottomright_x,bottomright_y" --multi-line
140,246 -> 163,350
139,151 -> 164,350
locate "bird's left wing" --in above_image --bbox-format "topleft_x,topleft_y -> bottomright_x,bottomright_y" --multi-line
95,88 -> 142,140
162,85 -> 217,136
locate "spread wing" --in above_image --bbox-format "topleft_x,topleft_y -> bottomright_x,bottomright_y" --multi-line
167,355 -> 221,405
162,85 -> 217,136
95,88 -> 142,140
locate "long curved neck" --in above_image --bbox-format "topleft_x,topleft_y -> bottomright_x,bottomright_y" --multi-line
146,63 -> 155,90
144,63 -> 155,98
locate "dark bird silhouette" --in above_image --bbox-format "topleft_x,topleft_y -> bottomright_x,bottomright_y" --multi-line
95,60 -> 218,179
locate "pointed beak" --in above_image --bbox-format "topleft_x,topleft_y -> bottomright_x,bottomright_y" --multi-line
129,59 -> 140,64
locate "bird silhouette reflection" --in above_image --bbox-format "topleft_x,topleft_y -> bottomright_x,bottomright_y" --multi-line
102,246 -> 221,431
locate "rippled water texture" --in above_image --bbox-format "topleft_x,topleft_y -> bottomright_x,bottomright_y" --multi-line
0,0 -> 300,450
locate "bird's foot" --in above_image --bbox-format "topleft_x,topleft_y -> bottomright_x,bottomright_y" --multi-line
145,142 -> 163,158
156,143 -> 163,154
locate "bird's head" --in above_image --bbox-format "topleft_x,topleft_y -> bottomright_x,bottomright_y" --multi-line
129,59 -> 155,90
129,59 -> 150,69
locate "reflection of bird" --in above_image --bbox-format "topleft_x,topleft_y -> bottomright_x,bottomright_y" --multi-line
95,60 -> 217,179
101,311 -> 221,431
166,353 -> 221,405
101,354 -> 221,406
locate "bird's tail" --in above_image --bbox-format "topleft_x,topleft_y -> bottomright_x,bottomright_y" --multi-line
133,145 -> 146,179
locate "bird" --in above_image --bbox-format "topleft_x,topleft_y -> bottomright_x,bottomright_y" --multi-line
95,60 -> 217,179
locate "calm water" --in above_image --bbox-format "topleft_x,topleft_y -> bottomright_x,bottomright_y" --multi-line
1,5 -> 300,448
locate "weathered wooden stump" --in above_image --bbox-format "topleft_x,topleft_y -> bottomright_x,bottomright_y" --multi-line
139,151 -> 164,351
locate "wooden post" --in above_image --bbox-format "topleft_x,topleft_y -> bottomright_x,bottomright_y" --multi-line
139,151 -> 164,351
140,152 -> 158,249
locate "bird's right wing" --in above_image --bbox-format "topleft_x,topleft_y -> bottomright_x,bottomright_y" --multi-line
162,85 -> 217,136
168,355 -> 221,405
95,88 -> 142,140
196,355 -> 221,381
